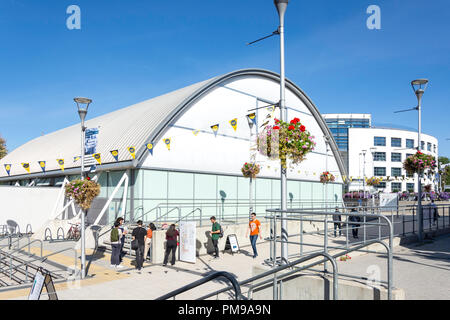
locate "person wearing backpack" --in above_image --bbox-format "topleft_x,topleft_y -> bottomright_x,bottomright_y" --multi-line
210,216 -> 221,259
110,221 -> 124,269
131,220 -> 147,272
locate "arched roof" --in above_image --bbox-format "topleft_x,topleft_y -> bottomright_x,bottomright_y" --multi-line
0,69 -> 346,180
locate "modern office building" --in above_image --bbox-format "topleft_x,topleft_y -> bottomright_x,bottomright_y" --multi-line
322,114 -> 371,173
0,69 -> 346,232
324,113 -> 438,193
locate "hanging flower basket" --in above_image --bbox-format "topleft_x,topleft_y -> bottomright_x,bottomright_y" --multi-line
403,151 -> 437,175
241,162 -> 260,179
320,171 -> 335,184
65,177 -> 101,210
366,177 -> 381,186
257,117 -> 316,168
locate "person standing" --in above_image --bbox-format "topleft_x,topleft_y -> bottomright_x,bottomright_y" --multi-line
110,221 -> 124,269
210,216 -> 221,259
144,223 -> 155,262
163,224 -> 179,266
333,208 -> 343,237
246,213 -> 262,258
131,220 -> 147,272
349,208 -> 361,239
115,217 -> 128,264
430,199 -> 439,226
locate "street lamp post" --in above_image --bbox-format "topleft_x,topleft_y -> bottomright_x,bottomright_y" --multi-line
274,0 -> 289,265
74,97 -> 92,279
411,79 -> 428,242
361,150 -> 367,198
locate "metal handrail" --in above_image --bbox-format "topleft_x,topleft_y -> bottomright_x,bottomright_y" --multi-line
175,208 -> 202,224
199,238 -> 391,301
247,252 -> 338,300
153,207 -> 181,224
155,271 -> 243,300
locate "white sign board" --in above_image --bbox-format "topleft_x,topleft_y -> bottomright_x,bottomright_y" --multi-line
228,234 -> 240,253
379,193 -> 398,212
179,221 -> 196,263
28,270 -> 45,300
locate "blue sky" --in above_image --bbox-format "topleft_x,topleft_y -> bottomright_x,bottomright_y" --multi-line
0,0 -> 449,156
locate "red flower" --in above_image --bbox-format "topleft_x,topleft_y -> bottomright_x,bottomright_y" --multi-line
274,118 -> 280,124
290,120 -> 296,124
273,126 -> 280,130
300,125 -> 306,132
86,177 -> 91,181
293,117 -> 300,123
288,125 -> 295,131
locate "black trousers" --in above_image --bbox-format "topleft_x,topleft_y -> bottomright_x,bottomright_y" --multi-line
135,243 -> 145,270
212,239 -> 219,257
352,225 -> 359,238
164,240 -> 177,265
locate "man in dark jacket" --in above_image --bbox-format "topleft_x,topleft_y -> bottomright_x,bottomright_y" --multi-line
349,208 -> 361,239
131,220 -> 147,272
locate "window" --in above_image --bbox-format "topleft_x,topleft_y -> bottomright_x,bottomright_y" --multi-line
406,139 -> 414,149
391,138 -> 402,147
407,183 -> 415,192
421,141 -> 425,150
391,168 -> 402,177
406,171 -> 414,178
374,137 -> 386,146
433,144 -> 436,153
373,152 -> 386,161
391,153 -> 402,162
391,183 -> 402,192
406,153 -> 413,158
427,142 -> 432,151
374,167 -> 386,176
375,182 -> 386,189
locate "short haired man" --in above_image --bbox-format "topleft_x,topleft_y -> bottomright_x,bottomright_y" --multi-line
131,220 -> 147,272
246,213 -> 262,258
210,216 -> 221,259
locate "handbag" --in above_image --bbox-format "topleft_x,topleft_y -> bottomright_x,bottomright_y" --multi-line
131,239 -> 139,250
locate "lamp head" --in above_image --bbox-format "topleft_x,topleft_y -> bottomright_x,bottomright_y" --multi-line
411,79 -> 428,100
274,0 -> 289,18
74,97 -> 92,122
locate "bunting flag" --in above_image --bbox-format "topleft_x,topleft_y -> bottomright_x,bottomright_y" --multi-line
192,130 -> 200,136
211,124 -> 219,137
22,163 -> 30,173
164,138 -> 171,150
57,159 -> 65,171
110,150 -> 119,161
267,105 -> 276,113
38,161 -> 46,173
128,147 -> 136,159
4,164 -> 11,176
73,156 -> 81,162
229,119 -> 237,131
246,113 -> 257,128
93,153 -> 102,165
146,143 -> 154,156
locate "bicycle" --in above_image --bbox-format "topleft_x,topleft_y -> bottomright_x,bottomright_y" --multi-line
66,223 -> 81,241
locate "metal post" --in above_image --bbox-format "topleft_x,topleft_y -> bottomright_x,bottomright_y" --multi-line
324,212 -> 328,272
275,0 -> 289,265
80,119 -> 86,280
270,217 -> 274,262
249,177 -> 253,220
417,92 -> 423,242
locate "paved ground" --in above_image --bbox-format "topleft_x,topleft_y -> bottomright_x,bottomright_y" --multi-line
1,218 -> 449,300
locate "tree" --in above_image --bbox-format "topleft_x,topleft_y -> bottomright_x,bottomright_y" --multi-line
439,156 -> 450,165
0,135 -> 6,159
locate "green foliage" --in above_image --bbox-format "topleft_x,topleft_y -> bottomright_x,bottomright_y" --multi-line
439,156 -> 450,165
0,135 -> 7,160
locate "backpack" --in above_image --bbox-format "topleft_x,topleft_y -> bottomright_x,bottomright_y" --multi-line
219,225 -> 224,238
110,228 -> 119,242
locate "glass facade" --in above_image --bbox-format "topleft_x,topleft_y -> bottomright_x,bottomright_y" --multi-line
391,138 -> 402,147
407,183 -> 414,191
391,153 -> 402,162
374,137 -> 386,146
325,118 -> 370,151
374,167 -> 386,176
391,183 -> 402,192
391,168 -> 402,177
373,152 -> 386,161
406,139 -> 414,149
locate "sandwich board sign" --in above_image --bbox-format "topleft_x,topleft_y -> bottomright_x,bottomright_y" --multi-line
224,234 -> 240,255
179,221 -> 196,263
28,268 -> 58,300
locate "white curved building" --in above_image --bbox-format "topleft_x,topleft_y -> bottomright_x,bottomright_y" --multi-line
0,69 -> 346,230
348,127 -> 438,193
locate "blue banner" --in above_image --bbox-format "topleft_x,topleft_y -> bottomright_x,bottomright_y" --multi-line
85,128 -> 99,155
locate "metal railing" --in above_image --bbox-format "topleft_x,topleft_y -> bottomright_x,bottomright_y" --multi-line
155,271 -> 243,300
